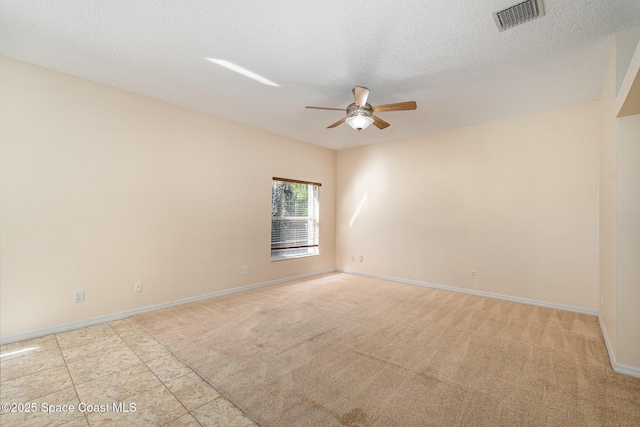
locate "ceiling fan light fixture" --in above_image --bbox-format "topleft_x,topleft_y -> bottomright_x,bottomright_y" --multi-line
346,115 -> 374,130
345,109 -> 374,130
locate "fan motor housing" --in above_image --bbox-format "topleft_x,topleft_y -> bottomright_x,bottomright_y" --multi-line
346,103 -> 372,117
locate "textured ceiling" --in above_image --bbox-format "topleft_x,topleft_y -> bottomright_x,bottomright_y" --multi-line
1,1 -> 639,150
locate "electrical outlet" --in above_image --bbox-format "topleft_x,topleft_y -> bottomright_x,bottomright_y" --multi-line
134,282 -> 142,293
471,270 -> 477,279
350,256 -> 354,262
74,291 -> 84,303
243,266 -> 249,275
358,256 -> 363,262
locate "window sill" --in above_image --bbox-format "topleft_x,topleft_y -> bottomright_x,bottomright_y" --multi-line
271,253 -> 319,262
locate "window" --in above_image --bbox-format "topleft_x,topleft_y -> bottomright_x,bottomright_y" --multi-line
271,177 -> 320,260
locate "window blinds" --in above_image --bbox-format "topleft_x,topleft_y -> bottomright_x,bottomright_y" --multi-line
271,178 -> 320,260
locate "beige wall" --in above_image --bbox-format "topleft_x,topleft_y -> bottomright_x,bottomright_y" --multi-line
616,114 -> 640,367
599,42 -> 618,353
598,27 -> 640,372
337,103 -> 600,310
0,56 -> 336,337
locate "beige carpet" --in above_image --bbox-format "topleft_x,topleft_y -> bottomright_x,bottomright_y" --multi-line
133,273 -> 640,426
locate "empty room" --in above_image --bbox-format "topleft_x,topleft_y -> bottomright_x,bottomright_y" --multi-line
1,1 -> 640,426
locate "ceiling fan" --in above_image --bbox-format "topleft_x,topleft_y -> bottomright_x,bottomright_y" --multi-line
306,86 -> 417,131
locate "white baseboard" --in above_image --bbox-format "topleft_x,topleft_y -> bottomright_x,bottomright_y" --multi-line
598,314 -> 617,370
613,363 -> 640,378
598,314 -> 640,378
0,269 -> 336,345
6,268 -> 639,379
338,270 -> 598,316
340,270 -> 640,378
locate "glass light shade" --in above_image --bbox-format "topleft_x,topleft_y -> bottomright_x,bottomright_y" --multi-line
345,115 -> 374,130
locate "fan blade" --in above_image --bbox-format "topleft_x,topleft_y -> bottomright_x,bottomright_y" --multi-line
371,115 -> 390,129
354,86 -> 369,107
372,101 -> 417,112
327,117 -> 346,128
306,106 -> 347,111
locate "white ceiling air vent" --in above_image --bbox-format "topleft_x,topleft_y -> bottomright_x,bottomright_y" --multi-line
493,0 -> 545,32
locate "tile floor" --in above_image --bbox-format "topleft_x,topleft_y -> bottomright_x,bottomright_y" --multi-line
0,318 -> 257,427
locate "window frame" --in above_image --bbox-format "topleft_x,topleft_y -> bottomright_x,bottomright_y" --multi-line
270,177 -> 321,261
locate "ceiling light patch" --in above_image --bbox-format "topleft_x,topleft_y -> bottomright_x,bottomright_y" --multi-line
493,0 -> 545,32
204,58 -> 279,87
